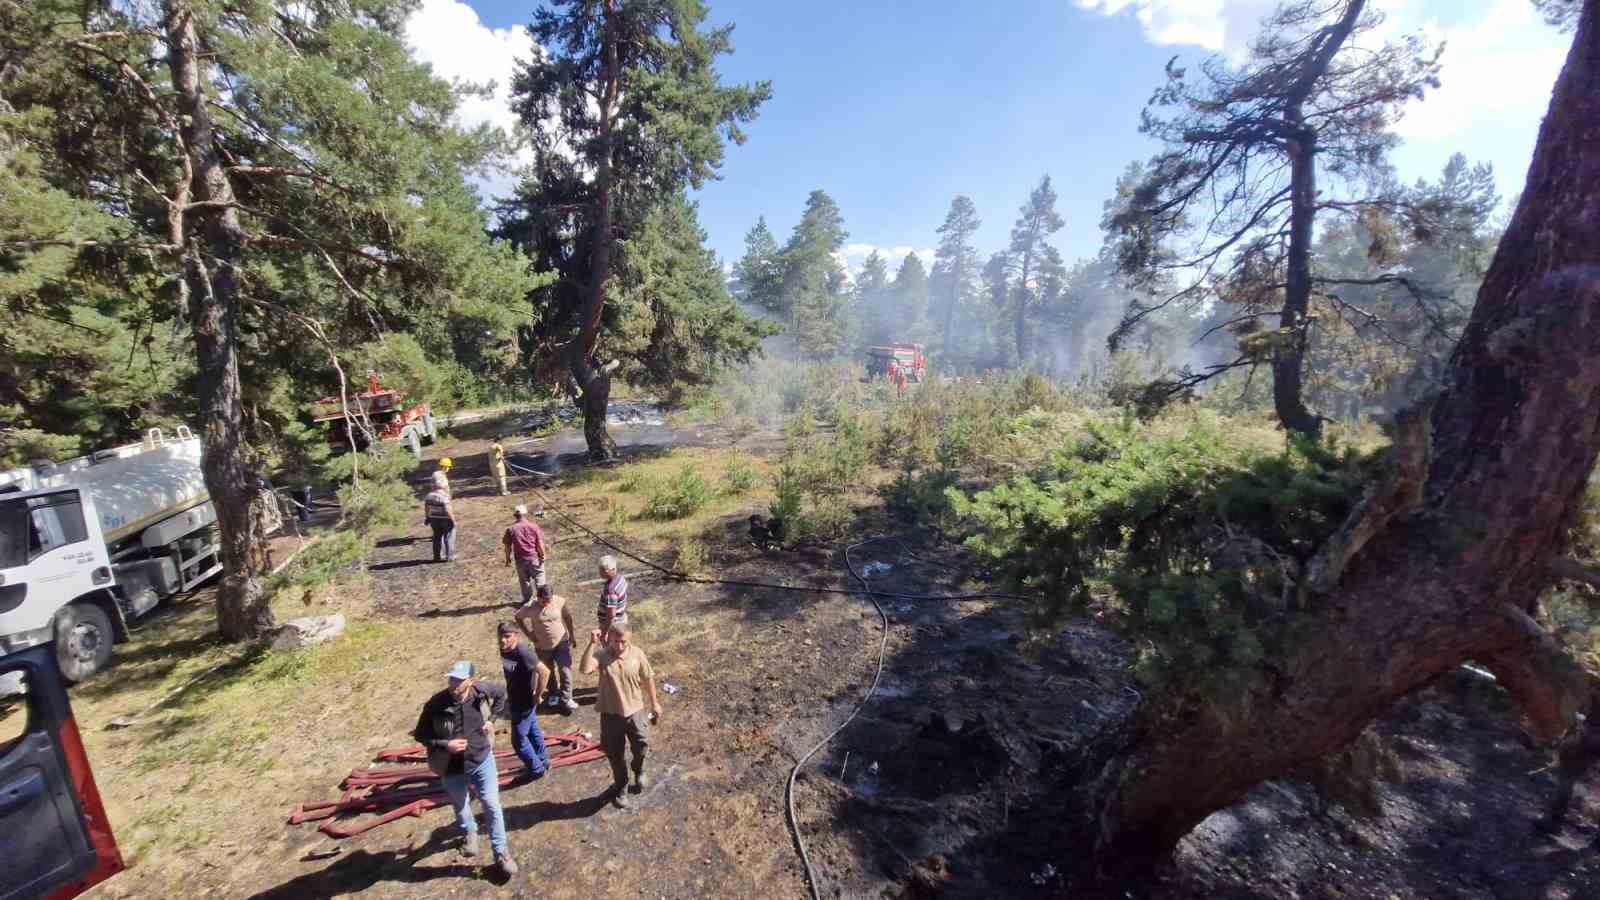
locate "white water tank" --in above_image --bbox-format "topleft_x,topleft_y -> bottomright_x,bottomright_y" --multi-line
0,429 -> 210,545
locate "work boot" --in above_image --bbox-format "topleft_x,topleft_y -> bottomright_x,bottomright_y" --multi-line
630,771 -> 649,793
561,698 -> 579,714
495,852 -> 519,876
461,831 -> 480,857
609,783 -> 630,809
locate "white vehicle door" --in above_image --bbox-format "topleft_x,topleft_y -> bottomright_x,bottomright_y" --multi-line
0,491 -> 110,648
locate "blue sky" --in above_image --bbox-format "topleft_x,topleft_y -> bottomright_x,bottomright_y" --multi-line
408,0 -> 1573,275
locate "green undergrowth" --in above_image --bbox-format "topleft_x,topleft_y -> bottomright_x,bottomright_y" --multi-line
952,415 -> 1378,681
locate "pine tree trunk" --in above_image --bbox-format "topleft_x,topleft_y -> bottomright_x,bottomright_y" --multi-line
1078,0 -> 1600,876
163,1 -> 275,641
569,0 -> 621,462
1274,128 -> 1322,439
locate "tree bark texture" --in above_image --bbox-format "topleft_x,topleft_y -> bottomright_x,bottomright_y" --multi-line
163,1 -> 275,641
1079,0 -> 1600,874
570,0 -> 621,461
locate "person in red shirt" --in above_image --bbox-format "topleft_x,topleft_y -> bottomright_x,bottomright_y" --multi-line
502,504 -> 548,606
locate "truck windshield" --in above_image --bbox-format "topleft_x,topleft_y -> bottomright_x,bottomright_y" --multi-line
0,493 -> 88,569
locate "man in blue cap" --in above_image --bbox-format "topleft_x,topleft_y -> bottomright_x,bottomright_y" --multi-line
413,661 -> 518,875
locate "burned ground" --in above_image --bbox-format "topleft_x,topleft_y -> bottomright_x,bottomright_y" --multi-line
23,410 -> 1600,899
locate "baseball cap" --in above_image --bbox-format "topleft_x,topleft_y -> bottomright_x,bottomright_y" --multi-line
513,503 -> 528,516
445,660 -> 474,680
497,622 -> 518,636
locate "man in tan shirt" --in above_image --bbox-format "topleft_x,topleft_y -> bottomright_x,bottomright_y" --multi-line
579,625 -> 662,808
514,584 -> 578,713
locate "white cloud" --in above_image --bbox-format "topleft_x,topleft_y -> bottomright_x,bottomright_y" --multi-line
404,0 -> 538,197
1074,0 -> 1279,55
840,243 -> 936,275
1076,0 -> 1569,169
1388,0 -> 1567,142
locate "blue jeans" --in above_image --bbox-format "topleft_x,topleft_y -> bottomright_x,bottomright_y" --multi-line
441,753 -> 507,855
511,708 -> 549,776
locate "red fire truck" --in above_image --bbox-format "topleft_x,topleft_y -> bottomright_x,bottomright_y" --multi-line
866,343 -> 928,383
308,373 -> 436,458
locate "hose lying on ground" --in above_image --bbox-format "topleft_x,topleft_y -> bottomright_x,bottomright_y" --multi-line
784,538 -> 890,900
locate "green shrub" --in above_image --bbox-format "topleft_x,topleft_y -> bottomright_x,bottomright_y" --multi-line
952,418 -> 1374,680
722,453 -> 757,495
770,463 -> 804,525
675,536 -> 707,574
640,466 -> 714,520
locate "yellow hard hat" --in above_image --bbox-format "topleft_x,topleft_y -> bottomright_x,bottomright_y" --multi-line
439,458 -> 453,469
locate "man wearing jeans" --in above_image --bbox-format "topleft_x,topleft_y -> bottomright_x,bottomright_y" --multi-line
503,505 -> 547,605
498,622 -> 551,779
422,486 -> 456,563
515,584 -> 579,713
580,625 -> 662,808
413,661 -> 518,875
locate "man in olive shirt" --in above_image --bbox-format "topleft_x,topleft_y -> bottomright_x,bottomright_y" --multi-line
579,625 -> 662,808
515,584 -> 578,713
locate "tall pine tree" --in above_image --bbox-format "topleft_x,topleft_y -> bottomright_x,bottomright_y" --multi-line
933,196 -> 981,362
511,0 -> 770,458
1005,175 -> 1065,368
1,0 -> 540,640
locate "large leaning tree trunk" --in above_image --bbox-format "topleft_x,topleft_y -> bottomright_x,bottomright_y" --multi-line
163,1 -> 275,640
1081,0 -> 1600,874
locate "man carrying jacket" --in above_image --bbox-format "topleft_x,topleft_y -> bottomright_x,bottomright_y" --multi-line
413,661 -> 518,875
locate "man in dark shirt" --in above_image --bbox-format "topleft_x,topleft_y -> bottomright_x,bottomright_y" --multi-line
499,622 -> 550,780
413,661 -> 517,875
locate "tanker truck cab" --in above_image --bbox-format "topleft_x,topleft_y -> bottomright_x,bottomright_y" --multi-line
0,426 -> 223,682
0,489 -> 120,683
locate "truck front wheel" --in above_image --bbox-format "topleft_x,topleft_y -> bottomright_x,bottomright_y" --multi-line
55,602 -> 114,683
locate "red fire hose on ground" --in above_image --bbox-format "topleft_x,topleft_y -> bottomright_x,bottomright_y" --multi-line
288,731 -> 604,838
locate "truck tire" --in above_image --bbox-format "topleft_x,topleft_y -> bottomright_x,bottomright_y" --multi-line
55,602 -> 114,683
406,427 -> 422,459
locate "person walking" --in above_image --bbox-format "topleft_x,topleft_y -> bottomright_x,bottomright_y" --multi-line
423,481 -> 456,562
435,456 -> 454,493
503,505 -> 548,605
579,625 -> 661,808
498,623 -> 551,780
491,438 -> 510,496
413,661 -> 518,875
1536,693 -> 1600,841
515,584 -> 578,713
596,555 -> 628,634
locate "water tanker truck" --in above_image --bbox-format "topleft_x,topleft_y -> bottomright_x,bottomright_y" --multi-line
0,427 -> 228,681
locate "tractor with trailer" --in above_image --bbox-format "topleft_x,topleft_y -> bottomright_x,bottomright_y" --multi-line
308,372 -> 436,458
0,426 -> 260,681
866,342 -> 928,383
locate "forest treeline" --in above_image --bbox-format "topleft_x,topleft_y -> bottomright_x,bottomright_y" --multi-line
731,154 -> 1502,425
